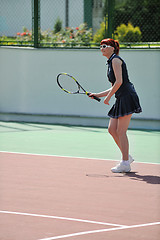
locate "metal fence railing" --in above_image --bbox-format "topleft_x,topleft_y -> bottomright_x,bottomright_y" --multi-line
0,0 -> 160,48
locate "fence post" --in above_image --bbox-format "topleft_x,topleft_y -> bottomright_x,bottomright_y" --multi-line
84,0 -> 92,28
33,0 -> 40,48
107,0 -> 115,38
65,0 -> 69,28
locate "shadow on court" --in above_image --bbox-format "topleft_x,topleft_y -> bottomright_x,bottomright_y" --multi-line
86,172 -> 160,185
124,172 -> 160,185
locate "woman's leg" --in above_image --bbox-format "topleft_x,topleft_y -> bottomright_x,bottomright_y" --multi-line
117,114 -> 132,160
109,114 -> 132,173
108,115 -> 133,163
108,118 -> 122,153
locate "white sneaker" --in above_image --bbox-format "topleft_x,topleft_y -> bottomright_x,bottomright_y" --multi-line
111,161 -> 131,173
129,155 -> 134,164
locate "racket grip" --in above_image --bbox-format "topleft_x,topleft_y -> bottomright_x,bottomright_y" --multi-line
87,93 -> 101,102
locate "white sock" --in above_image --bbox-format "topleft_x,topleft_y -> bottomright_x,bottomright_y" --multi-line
122,160 -> 130,165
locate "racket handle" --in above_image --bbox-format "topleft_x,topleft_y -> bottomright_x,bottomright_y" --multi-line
87,93 -> 101,102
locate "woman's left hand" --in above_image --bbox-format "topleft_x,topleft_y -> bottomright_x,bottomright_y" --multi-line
104,95 -> 110,105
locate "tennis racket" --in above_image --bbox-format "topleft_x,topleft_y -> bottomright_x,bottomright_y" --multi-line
57,73 -> 101,102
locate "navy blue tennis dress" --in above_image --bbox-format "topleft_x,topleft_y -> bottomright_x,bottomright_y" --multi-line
107,53 -> 142,118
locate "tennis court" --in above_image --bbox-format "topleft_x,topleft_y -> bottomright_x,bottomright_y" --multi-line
1,0 -> 160,239
0,121 -> 160,240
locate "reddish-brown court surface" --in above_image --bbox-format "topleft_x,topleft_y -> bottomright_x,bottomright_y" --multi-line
0,152 -> 160,240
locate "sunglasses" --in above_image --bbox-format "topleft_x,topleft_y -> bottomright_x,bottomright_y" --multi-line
100,44 -> 112,49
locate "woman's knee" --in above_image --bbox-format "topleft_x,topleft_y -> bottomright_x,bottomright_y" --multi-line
108,125 -> 117,137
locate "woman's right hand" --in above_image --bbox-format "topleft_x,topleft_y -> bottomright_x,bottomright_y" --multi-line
88,93 -> 100,99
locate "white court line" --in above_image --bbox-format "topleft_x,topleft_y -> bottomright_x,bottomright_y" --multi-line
1,210 -> 159,240
0,151 -> 159,165
0,151 -> 120,162
0,210 -> 125,227
39,222 -> 160,240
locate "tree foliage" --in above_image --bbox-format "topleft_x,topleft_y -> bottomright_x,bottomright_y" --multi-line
114,0 -> 160,42
115,23 -> 141,42
93,19 -> 108,43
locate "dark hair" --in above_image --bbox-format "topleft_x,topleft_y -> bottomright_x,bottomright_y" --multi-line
100,38 -> 120,55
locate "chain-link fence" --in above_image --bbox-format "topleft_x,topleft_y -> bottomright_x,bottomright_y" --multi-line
0,0 -> 33,46
113,0 -> 160,43
0,0 -> 160,48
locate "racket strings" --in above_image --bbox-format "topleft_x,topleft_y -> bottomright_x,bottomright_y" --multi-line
58,75 -> 79,93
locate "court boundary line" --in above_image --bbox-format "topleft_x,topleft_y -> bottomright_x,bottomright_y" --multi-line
38,222 -> 160,240
0,151 -> 159,165
0,210 -> 126,227
1,210 -> 159,240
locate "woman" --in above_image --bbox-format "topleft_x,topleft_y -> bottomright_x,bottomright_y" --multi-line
89,38 -> 142,173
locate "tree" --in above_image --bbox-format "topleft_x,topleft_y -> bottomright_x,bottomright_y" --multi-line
114,0 -> 160,42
